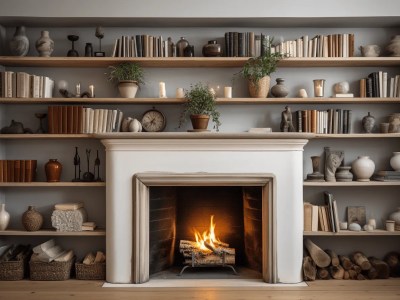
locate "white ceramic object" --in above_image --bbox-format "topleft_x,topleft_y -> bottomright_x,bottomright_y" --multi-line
298,88 -> 308,98
351,156 -> 375,182
389,207 -> 400,225
121,117 -> 133,132
386,35 -> 400,57
339,222 -> 348,230
118,81 -> 138,98
35,30 -> 54,57
390,152 -> 400,171
0,204 -> 10,231
9,26 -> 29,56
359,45 -> 381,57
128,119 -> 142,132
348,222 -> 361,231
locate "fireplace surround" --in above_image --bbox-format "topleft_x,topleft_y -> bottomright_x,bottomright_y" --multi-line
100,132 -> 310,284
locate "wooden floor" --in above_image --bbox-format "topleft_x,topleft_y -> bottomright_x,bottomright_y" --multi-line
0,279 -> 399,300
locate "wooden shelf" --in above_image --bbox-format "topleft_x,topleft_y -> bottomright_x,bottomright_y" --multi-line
304,181 -> 400,187
0,229 -> 106,236
1,56 -> 400,68
304,230 -> 400,236
0,134 -> 95,139
314,133 -> 400,139
0,182 -> 105,187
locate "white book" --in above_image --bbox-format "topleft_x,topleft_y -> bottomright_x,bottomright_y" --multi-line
102,109 -> 108,133
111,109 -> 117,132
303,35 -> 309,58
311,205 -> 319,232
111,38 -> 118,57
390,77 -> 395,98
378,71 -> 383,97
383,72 -> 388,98
394,75 -> 399,98
333,93 -> 354,98
31,75 -> 40,98
93,109 -> 100,133
88,108 -> 94,133
38,76 -> 44,98
323,36 -> 329,58
308,40 -> 312,57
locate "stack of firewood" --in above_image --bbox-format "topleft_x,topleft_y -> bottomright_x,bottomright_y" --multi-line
303,239 -> 400,281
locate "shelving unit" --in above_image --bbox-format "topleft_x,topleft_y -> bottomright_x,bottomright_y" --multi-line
0,229 -> 105,236
304,181 -> 400,187
0,182 -> 105,187
303,230 -> 400,236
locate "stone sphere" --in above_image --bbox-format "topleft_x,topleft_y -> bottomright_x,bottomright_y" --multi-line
334,81 -> 349,94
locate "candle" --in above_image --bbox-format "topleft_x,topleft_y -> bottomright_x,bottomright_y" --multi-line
76,83 -> 81,97
313,79 -> 325,97
89,85 -> 95,98
367,219 -> 376,230
224,86 -> 232,98
315,86 -> 323,97
159,82 -> 166,98
176,87 -> 184,98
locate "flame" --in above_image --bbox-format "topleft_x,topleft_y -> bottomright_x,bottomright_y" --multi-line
193,215 -> 221,250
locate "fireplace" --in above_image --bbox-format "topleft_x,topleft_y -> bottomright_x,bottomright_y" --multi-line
100,133 -> 309,284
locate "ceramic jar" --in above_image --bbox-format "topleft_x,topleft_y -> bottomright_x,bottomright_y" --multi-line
9,26 -> 29,56
335,166 -> 354,182
202,40 -> 222,57
389,207 -> 400,226
271,78 -> 289,98
0,204 -> 10,231
386,35 -> 400,57
351,156 -> 375,182
35,30 -> 54,57
22,206 -> 43,231
362,112 -> 375,133
390,152 -> 400,171
45,159 -> 62,182
176,37 -> 189,57
388,113 -> 400,133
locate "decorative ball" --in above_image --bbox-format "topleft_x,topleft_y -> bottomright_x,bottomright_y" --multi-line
334,81 -> 350,94
348,223 -> 362,231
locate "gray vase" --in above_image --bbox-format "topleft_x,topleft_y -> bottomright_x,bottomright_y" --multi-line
271,78 -> 289,98
176,37 -> 189,57
35,30 -> 54,57
362,112 -> 375,133
335,166 -> 353,182
9,26 -> 29,56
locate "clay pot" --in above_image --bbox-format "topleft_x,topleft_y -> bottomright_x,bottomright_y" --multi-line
202,40 -> 222,57
190,114 -> 210,130
35,30 -> 54,57
390,152 -> 400,171
9,26 -> 29,56
351,156 -> 375,182
45,159 -> 62,182
118,81 -> 138,98
335,166 -> 353,182
22,206 -> 43,231
271,78 -> 289,98
248,76 -> 270,98
0,204 -> 10,231
362,112 -> 375,133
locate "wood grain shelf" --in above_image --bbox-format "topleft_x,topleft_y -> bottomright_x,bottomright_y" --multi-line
0,229 -> 106,236
0,134 -> 94,139
304,230 -> 400,236
314,133 -> 400,139
0,182 -> 105,187
1,56 -> 400,68
304,181 -> 400,187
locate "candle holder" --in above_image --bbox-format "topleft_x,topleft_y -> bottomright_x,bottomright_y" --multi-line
313,79 -> 325,97
67,35 -> 79,57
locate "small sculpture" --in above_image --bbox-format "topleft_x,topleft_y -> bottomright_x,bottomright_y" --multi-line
280,106 -> 295,132
298,88 -> 308,98
82,149 -> 95,182
306,156 -> 325,182
334,81 -> 350,94
72,147 -> 81,182
362,112 -> 375,133
94,26 -> 105,57
94,150 -> 102,181
324,147 -> 344,182
67,35 -> 79,57
1,120 -> 32,134
35,113 -> 47,133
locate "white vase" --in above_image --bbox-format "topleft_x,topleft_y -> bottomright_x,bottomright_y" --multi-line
389,207 -> 400,225
118,81 -> 138,98
351,156 -> 375,182
390,152 -> 400,171
0,203 -> 10,231
35,30 -> 54,57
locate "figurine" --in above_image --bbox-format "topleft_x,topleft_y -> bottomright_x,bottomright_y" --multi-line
1,120 -> 33,134
324,147 -> 344,182
82,149 -> 95,182
72,147 -> 81,182
280,106 -> 295,132
94,26 -> 105,57
94,150 -> 102,181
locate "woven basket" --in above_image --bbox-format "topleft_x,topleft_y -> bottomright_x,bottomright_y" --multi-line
75,263 -> 106,280
29,258 -> 74,281
0,260 -> 25,281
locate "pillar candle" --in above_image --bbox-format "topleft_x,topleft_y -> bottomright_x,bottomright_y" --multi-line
89,85 -> 95,98
159,82 -> 166,98
224,86 -> 232,98
176,88 -> 184,98
76,83 -> 81,97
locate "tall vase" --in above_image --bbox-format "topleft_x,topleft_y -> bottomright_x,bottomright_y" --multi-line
0,204 -> 10,231
248,76 -> 270,98
390,152 -> 400,171
22,205 -> 43,231
35,30 -> 54,57
45,159 -> 62,182
351,156 -> 375,182
9,26 -> 29,56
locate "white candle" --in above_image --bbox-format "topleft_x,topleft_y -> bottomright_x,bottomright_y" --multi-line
159,82 -> 166,98
76,83 -> 81,97
315,86 -> 323,97
224,86 -> 232,98
89,85 -> 95,98
176,87 -> 184,98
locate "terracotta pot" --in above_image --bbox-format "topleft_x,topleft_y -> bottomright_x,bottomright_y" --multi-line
22,205 -> 43,231
118,80 -> 138,98
45,159 -> 62,182
248,76 -> 270,98
190,114 -> 210,130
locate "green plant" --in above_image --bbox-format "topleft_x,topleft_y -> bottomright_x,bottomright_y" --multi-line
107,62 -> 145,85
179,82 -> 221,131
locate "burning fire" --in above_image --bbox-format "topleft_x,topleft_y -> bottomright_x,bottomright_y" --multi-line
193,215 -> 222,251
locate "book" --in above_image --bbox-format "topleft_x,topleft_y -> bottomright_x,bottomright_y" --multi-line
81,221 -> 97,231
324,191 -> 336,232
33,239 -> 56,254
303,202 -> 312,231
54,202 -> 84,211
332,200 -> 340,232
311,204 -> 319,232
333,93 -> 354,98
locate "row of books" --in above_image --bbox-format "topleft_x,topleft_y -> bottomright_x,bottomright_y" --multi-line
360,72 -> 400,98
0,71 -> 54,98
111,35 -> 171,57
295,109 -> 352,134
47,106 -> 124,134
303,192 -> 340,232
0,160 -> 37,182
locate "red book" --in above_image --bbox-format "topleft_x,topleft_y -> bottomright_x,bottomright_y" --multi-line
25,160 -> 33,182
73,106 -> 79,134
62,106 -> 68,134
20,160 -> 26,182
14,160 -> 21,182
0,160 -> 4,182
67,105 -> 74,134
77,106 -> 83,134
48,106 -> 54,134
7,160 -> 14,182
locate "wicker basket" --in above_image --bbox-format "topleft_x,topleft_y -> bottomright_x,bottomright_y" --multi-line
29,258 -> 75,281
75,263 -> 106,280
0,260 -> 25,281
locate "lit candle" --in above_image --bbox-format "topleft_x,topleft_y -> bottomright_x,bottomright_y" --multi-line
176,87 -> 184,98
159,82 -> 166,98
76,83 -> 81,97
315,86 -> 323,97
89,85 -> 95,98
224,86 -> 232,98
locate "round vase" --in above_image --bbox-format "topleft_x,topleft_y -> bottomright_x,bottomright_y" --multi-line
390,152 -> 400,171
9,26 -> 29,56
202,40 -> 222,57
335,166 -> 354,182
351,156 -> 375,182
45,159 -> 62,182
248,76 -> 271,98
270,78 -> 289,98
22,205 -> 43,231
389,207 -> 400,225
0,203 -> 10,231
35,30 -> 54,57
176,37 -> 189,57
388,113 -> 400,133
362,112 -> 375,133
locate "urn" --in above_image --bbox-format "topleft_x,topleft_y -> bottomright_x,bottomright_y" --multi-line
0,204 -> 10,231
35,30 -> 54,57
390,152 -> 400,171
45,159 -> 62,182
22,206 -> 43,231
351,156 -> 375,182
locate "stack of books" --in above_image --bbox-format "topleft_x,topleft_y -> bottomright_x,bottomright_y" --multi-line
111,35 -> 171,57
360,72 -> 400,98
0,160 -> 37,182
373,171 -> 400,181
295,109 -> 352,134
0,71 -> 54,98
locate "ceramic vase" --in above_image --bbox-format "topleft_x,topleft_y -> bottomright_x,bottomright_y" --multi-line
389,207 -> 400,225
390,152 -> 400,171
176,37 -> 189,57
351,156 -> 375,182
388,113 -> 400,133
248,76 -> 270,98
45,159 -> 62,182
335,166 -> 353,182
202,40 -> 222,57
9,26 -> 29,56
362,112 -> 375,133
22,206 -> 43,231
0,204 -> 10,231
271,78 -> 289,98
35,30 -> 54,57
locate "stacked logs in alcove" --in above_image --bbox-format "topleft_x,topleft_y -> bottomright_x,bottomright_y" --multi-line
179,240 -> 236,265
303,239 -> 400,281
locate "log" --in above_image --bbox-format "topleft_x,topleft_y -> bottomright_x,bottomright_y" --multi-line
303,256 -> 316,281
329,265 -> 344,279
184,253 -> 235,265
304,239 -> 331,268
348,269 -> 358,280
325,249 -> 339,267
357,273 -> 366,280
343,270 -> 350,280
369,256 -> 390,279
384,252 -> 400,277
317,267 -> 330,280
204,241 -> 235,255
352,264 -> 362,274
366,266 -> 378,280
351,251 -> 371,271
339,255 -> 353,270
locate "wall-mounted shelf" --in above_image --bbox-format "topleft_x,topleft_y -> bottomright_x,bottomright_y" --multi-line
304,181 -> 400,187
314,133 -> 400,139
0,134 -> 95,139
0,229 -> 106,236
0,182 -> 105,187
304,230 -> 400,236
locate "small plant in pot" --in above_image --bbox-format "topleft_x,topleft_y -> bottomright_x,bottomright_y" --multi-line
107,62 -> 145,98
179,82 -> 221,131
237,38 -> 284,98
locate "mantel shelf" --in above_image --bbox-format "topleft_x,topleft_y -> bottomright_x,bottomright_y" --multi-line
304,181 -> 400,187
0,134 -> 95,139
1,57 -> 400,68
0,182 -> 105,187
314,133 -> 400,138
0,229 -> 106,236
304,230 -> 400,236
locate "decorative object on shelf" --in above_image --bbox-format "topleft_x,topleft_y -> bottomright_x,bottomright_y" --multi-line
121,117 -> 143,132
324,147 -> 344,182
306,156 -> 325,182
35,30 -> 54,57
75,83 -> 81,97
339,222 -> 348,230
271,78 -> 289,98
141,108 -> 166,132
94,26 -> 105,57
0,120 -> 32,134
335,166 -> 353,182
389,207 -> 400,226
85,43 -> 93,57
35,113 -> 47,133
82,149 -> 95,182
51,203 -> 87,231
388,113 -> 400,133
176,88 -> 185,98
176,37 -> 189,57
183,45 -> 194,57
159,82 -> 167,98
89,85 -> 95,98
67,35 -> 79,57
367,218 -> 377,230
359,45 -> 381,57
107,62 -> 145,98
348,222 -> 362,231
351,156 -> 375,182
45,158 -> 62,182
385,220 -> 395,231
380,122 -> 389,133
9,26 -> 29,56
208,84 -> 222,98
347,206 -> 366,226
0,203 -> 10,231
313,79 -> 325,97
298,88 -> 308,98
363,224 -> 374,231
72,147 -> 81,182
179,82 -> 221,132
390,152 -> 400,171
202,40 -> 222,57
333,81 -> 350,94
22,206 -> 43,231
362,112 -> 375,133
280,106 -> 295,132
224,86 -> 232,98
94,150 -> 102,182
58,80 -> 73,98
385,35 -> 400,57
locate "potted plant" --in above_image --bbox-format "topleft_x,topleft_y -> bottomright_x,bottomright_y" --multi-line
107,62 -> 145,98
179,82 -> 221,131
237,38 -> 284,98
